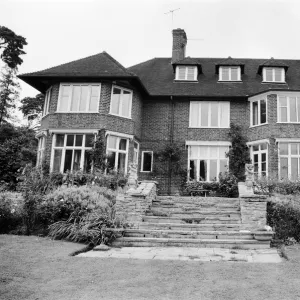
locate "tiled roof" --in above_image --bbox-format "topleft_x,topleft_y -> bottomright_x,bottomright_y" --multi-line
215,56 -> 245,74
257,58 -> 289,74
128,57 -> 300,97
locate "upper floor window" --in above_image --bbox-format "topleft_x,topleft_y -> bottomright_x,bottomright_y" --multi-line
263,67 -> 285,83
189,101 -> 230,128
250,98 -> 267,126
278,95 -> 300,123
219,66 -> 241,81
110,86 -> 132,118
57,83 -> 101,113
43,87 -> 52,116
175,66 -> 197,81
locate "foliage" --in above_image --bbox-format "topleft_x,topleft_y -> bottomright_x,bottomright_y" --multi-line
267,196 -> 300,243
226,123 -> 251,181
88,134 -> 108,172
0,26 -> 27,69
185,172 -> 238,198
0,192 -> 23,233
0,66 -> 20,124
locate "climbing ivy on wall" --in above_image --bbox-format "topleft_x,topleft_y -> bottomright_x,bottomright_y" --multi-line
226,123 -> 251,181
88,134 -> 108,172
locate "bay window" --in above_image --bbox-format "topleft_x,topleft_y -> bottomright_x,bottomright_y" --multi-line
279,142 -> 300,180
278,95 -> 300,123
189,101 -> 230,128
250,98 -> 267,126
37,136 -> 46,166
51,134 -> 94,173
43,87 -> 52,116
57,83 -> 101,112
188,144 -> 229,181
110,86 -> 132,118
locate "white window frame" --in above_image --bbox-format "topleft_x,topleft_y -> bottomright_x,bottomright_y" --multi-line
189,101 -> 230,128
43,87 -> 52,116
50,133 -> 95,173
248,141 -> 268,177
262,67 -> 285,83
37,136 -> 46,166
57,83 -> 101,113
109,85 -> 133,119
277,92 -> 300,123
219,66 -> 241,81
106,135 -> 129,174
186,142 -> 230,182
141,151 -> 153,172
133,141 -> 140,166
249,95 -> 268,127
278,141 -> 300,180
175,66 -> 198,81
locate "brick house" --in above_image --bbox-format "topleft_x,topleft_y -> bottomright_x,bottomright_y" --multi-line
19,28 -> 300,194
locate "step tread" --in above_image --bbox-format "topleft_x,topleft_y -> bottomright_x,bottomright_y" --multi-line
124,229 -> 254,235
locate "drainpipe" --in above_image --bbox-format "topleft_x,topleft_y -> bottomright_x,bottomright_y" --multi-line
168,96 -> 175,195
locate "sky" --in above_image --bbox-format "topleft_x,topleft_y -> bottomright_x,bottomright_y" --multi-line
2,0 -> 300,100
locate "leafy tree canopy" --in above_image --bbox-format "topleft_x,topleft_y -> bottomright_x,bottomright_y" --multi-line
20,93 -> 44,118
0,26 -> 27,69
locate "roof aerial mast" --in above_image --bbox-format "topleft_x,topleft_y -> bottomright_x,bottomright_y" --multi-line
164,8 -> 180,28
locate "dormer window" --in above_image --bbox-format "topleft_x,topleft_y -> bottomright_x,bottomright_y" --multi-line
219,66 -> 241,81
263,67 -> 285,83
175,66 -> 197,81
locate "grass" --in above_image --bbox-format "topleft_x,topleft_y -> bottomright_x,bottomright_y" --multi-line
1,234 -> 300,300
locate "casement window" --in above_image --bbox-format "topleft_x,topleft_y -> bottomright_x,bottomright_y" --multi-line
43,87 -> 52,116
57,83 -> 101,112
250,98 -> 267,126
250,143 -> 268,177
263,67 -> 285,83
37,137 -> 46,166
109,86 -> 132,118
219,66 -> 241,81
188,145 -> 229,182
189,101 -> 230,128
106,135 -> 129,173
175,66 -> 197,81
278,95 -> 300,123
141,151 -> 153,172
51,134 -> 94,173
133,141 -> 139,165
279,142 -> 300,180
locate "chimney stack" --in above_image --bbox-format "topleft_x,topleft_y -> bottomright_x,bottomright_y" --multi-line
172,28 -> 187,63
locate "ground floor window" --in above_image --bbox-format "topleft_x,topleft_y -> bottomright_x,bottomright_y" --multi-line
188,145 -> 229,181
250,143 -> 268,178
37,136 -> 46,166
51,133 -> 94,173
106,135 -> 129,173
141,151 -> 153,172
279,142 -> 300,180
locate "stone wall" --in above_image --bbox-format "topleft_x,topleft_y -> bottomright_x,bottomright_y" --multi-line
115,181 -> 157,226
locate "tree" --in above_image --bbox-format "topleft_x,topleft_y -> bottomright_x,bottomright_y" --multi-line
19,93 -> 44,120
0,26 -> 27,69
0,66 -> 20,124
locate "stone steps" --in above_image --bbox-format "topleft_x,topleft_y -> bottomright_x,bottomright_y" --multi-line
151,204 -> 240,211
111,237 -> 270,249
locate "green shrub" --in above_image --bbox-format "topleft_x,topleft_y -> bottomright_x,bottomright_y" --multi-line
0,192 -> 23,233
267,196 -> 300,243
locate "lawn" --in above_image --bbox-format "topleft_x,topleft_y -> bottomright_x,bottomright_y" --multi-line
1,235 -> 300,300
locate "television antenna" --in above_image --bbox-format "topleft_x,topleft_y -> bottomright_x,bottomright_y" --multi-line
164,8 -> 180,28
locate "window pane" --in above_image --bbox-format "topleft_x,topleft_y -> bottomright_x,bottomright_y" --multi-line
253,145 -> 259,152
73,150 -> 81,171
178,67 -> 186,80
210,102 -> 219,127
280,143 -> 288,155
64,150 -> 73,172
66,135 -> 74,146
134,142 -> 138,149
252,101 -> 258,125
84,150 -> 92,173
119,139 -> 127,150
121,92 -> 131,117
118,153 -> 126,173
231,68 -> 238,81
280,107 -> 288,122
290,97 -> 297,122
107,136 -> 117,149
254,154 -> 258,163
85,134 -> 94,147
209,147 -> 218,158
189,146 -> 199,159
79,85 -> 89,112
279,96 -> 287,107
56,134 -> 65,147
260,143 -> 267,150
59,85 -> 70,111
209,160 -> 217,181
71,85 -> 80,111
291,158 -> 298,180
220,102 -> 229,127
142,152 -> 152,172
199,146 -> 208,158
280,157 -> 288,179
107,151 -> 116,170
89,86 -> 99,112
201,102 -> 209,126
187,67 -> 195,80
53,149 -> 62,172
261,153 -> 266,162
219,146 -> 228,159
220,159 -> 227,174
199,160 -> 207,181
222,68 -> 229,80
297,98 -> 300,122
274,68 -> 282,82
190,102 -> 199,127
189,160 -> 196,180
260,99 -> 266,124
265,68 -> 273,81
111,88 -> 121,114
291,144 -> 298,155
75,135 -> 83,146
